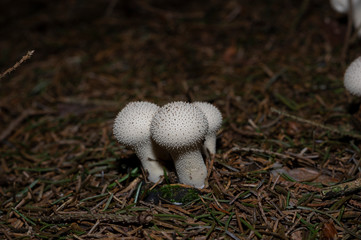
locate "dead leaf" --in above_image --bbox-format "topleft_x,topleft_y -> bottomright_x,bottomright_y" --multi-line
223,43 -> 237,63
272,167 -> 340,184
290,229 -> 303,240
321,221 -> 337,240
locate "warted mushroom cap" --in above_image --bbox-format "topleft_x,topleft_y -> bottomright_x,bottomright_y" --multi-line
193,102 -> 222,134
113,101 -> 159,147
344,56 -> 361,96
150,101 -> 209,150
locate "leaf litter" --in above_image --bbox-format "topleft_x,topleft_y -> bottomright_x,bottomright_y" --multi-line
1,0 -> 361,239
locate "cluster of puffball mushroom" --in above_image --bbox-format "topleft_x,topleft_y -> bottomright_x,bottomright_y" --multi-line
113,101 -> 222,189
330,0 -> 361,37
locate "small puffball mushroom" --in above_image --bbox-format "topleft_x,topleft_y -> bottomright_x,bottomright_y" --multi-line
344,56 -> 361,96
193,102 -> 222,154
330,0 -> 361,37
330,0 -> 359,13
113,101 -> 166,183
150,101 -> 209,189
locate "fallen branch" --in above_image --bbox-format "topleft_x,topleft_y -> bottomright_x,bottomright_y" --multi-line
321,178 -> 361,198
232,146 -> 294,160
37,212 -> 153,224
0,50 -> 34,80
271,107 -> 361,140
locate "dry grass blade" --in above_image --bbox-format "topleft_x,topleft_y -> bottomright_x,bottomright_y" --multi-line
271,107 -> 361,140
0,50 -> 34,80
39,212 -> 153,224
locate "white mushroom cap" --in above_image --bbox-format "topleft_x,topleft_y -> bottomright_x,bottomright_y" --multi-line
330,0 -> 352,13
113,101 -> 158,146
330,0 -> 361,36
151,102 -> 209,150
344,56 -> 361,96
113,101 -> 166,183
150,101 -> 208,188
193,102 -> 222,154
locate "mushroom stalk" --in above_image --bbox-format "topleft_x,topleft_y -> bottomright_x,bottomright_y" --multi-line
204,133 -> 217,155
170,144 -> 207,189
330,0 -> 361,36
113,101 -> 167,183
134,141 -> 166,183
353,1 -> 361,36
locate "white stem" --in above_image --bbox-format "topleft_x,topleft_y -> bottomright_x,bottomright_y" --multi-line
134,142 -> 166,183
171,145 -> 207,189
203,133 -> 217,154
352,0 -> 361,36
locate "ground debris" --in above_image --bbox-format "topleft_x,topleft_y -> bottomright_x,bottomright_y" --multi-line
1,0 -> 361,239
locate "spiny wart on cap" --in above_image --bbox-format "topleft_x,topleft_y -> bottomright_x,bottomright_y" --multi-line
193,102 -> 222,154
150,101 -> 208,189
150,101 -> 209,150
113,101 -> 158,146
113,101 -> 167,183
344,56 -> 361,96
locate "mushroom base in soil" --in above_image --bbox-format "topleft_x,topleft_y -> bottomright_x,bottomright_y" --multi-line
170,144 -> 207,189
133,141 -> 167,183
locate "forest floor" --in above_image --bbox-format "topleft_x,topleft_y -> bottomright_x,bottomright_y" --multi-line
1,0 -> 361,239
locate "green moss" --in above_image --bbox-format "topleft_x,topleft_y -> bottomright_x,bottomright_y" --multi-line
149,185 -> 199,205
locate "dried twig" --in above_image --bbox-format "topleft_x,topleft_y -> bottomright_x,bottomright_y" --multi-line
38,212 -> 153,224
135,0 -> 203,19
230,122 -> 264,137
271,108 -> 361,140
232,146 -> 294,160
290,0 -> 310,34
0,50 -> 34,80
322,178 -> 361,198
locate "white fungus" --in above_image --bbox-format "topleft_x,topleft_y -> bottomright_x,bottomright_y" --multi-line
150,101 -> 209,189
193,102 -> 222,154
344,56 -> 361,96
330,0 -> 361,37
113,101 -> 166,183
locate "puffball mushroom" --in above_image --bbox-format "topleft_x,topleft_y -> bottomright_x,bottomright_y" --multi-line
150,101 -> 209,189
193,102 -> 222,154
113,101 -> 166,183
344,56 -> 361,96
330,0 -> 361,37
